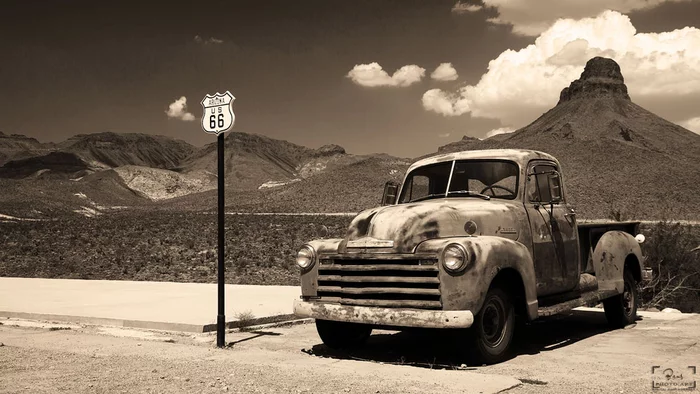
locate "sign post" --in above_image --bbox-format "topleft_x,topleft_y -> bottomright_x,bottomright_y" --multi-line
201,91 -> 235,348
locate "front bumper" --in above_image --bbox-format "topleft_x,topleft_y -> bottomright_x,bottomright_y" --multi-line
293,299 -> 474,329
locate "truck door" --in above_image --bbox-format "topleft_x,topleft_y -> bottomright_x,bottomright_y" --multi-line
524,161 -> 580,296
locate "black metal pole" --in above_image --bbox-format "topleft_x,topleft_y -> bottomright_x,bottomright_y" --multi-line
216,132 -> 226,348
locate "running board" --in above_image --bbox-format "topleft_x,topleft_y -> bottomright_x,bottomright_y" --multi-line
537,289 -> 619,317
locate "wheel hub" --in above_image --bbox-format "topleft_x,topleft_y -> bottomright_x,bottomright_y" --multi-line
481,298 -> 506,347
623,282 -> 633,316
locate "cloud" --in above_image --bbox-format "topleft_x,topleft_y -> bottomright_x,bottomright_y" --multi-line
422,10 -> 700,129
347,63 -> 426,87
439,132 -> 452,138
485,127 -> 515,138
431,63 -> 459,81
471,0 -> 690,36
452,1 -> 483,14
680,117 -> 700,134
165,96 -> 195,121
194,35 -> 224,44
422,89 -> 466,116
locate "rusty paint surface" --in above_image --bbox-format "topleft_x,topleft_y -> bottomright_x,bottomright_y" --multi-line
293,299 -> 474,328
339,199 -> 524,254
523,159 -> 581,297
592,231 -> 644,293
413,236 -> 538,320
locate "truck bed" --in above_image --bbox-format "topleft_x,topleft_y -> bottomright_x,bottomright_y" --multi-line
577,220 -> 641,274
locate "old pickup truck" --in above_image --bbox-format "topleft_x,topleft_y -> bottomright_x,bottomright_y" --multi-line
293,149 -> 652,364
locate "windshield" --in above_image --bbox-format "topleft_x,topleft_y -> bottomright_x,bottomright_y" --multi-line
398,160 -> 519,203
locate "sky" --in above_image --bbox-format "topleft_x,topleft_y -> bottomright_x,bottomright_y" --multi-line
1,0 -> 699,158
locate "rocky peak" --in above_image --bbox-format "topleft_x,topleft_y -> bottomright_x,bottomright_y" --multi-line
313,144 -> 346,156
461,135 -> 480,141
558,57 -> 630,104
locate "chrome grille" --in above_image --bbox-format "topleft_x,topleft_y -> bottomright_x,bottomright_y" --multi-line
316,258 -> 441,309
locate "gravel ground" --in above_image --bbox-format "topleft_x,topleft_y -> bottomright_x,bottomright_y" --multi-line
1,309 -> 698,394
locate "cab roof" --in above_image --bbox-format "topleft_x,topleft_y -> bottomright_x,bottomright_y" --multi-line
407,149 -> 557,173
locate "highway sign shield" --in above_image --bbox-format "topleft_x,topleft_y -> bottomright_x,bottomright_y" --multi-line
201,91 -> 235,135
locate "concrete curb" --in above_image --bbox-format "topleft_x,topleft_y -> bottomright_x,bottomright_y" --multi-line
231,318 -> 313,332
0,311 -> 301,333
202,314 -> 299,332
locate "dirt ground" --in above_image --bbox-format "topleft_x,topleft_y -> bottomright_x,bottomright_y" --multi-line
1,309 -> 698,394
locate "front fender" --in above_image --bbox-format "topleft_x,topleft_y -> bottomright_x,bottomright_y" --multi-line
416,236 -> 538,320
592,231 -> 644,293
300,239 -> 343,297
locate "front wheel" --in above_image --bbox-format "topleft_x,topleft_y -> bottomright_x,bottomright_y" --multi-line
315,319 -> 372,350
603,270 -> 638,328
467,287 -> 515,365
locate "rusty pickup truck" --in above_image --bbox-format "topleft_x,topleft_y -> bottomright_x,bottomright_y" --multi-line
293,149 -> 652,364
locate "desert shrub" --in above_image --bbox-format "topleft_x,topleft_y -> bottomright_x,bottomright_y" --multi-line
0,212 -> 353,286
638,221 -> 700,312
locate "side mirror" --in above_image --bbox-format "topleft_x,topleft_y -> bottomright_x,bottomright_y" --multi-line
382,181 -> 399,206
548,172 -> 562,203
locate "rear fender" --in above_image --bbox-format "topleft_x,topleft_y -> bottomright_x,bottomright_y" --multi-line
416,236 -> 538,320
591,231 -> 644,293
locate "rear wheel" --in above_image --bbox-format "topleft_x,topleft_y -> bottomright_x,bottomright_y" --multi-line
468,287 -> 515,365
315,319 -> 372,350
603,270 -> 638,328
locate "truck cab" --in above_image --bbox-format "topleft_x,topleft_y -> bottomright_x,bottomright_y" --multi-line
293,149 -> 651,364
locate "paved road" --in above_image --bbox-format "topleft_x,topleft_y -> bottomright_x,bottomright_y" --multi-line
1,308 -> 698,393
0,278 -> 299,332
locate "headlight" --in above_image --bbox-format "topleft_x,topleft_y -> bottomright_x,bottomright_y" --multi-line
296,245 -> 316,269
442,244 -> 468,273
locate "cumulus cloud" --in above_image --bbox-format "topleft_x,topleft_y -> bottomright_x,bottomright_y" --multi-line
469,0 -> 690,36
347,63 -> 426,87
422,10 -> 700,129
194,35 -> 224,44
680,117 -> 700,134
451,1 -> 483,13
431,63 -> 459,81
165,96 -> 195,121
422,89 -> 463,116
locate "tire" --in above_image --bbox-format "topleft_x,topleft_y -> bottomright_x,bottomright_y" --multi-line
603,270 -> 638,328
468,287 -> 516,365
315,319 -> 372,350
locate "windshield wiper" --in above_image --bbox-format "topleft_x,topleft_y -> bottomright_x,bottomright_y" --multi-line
446,190 -> 491,200
410,193 -> 447,203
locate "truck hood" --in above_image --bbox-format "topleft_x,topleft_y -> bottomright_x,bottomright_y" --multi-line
339,198 -> 523,254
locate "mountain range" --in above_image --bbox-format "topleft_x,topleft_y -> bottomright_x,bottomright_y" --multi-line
1,57 -> 698,220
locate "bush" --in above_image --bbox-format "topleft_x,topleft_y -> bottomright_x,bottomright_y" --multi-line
0,212 -> 353,286
639,221 -> 700,313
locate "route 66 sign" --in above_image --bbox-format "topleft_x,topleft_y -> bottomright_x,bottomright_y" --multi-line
201,91 -> 235,135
